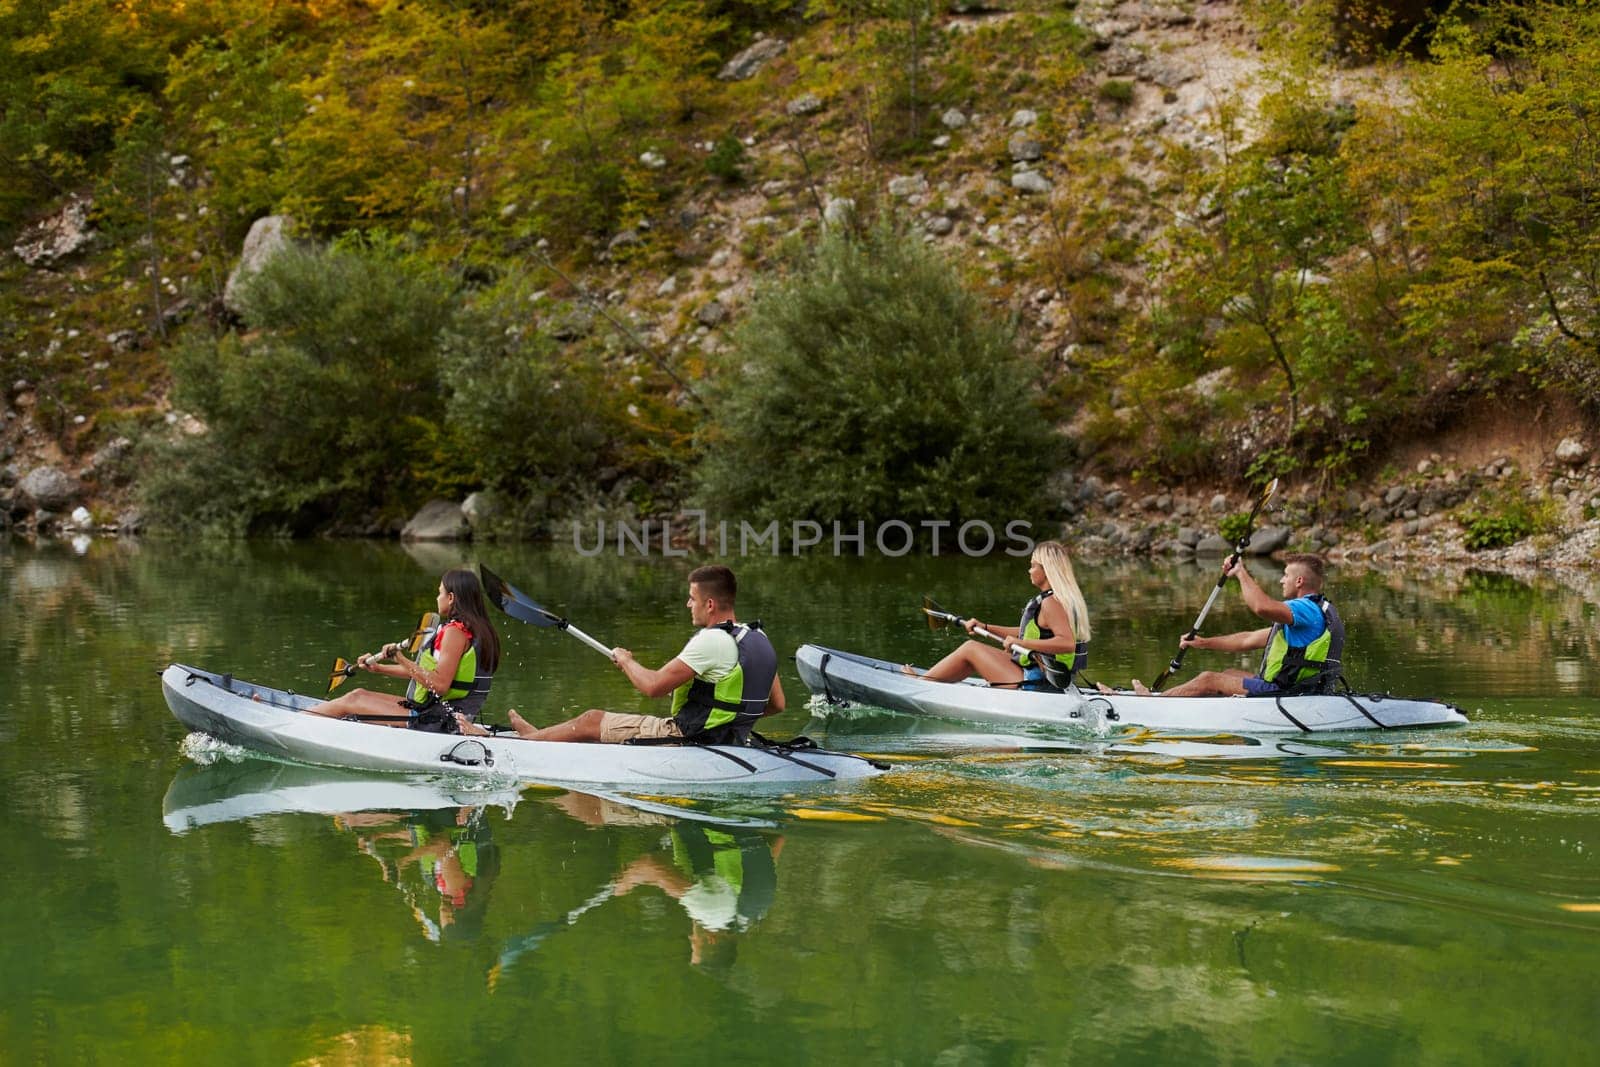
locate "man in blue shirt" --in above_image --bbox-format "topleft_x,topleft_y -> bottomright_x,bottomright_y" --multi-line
1126,553 -> 1341,697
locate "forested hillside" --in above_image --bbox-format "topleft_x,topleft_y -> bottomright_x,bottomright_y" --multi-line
1,0 -> 1597,559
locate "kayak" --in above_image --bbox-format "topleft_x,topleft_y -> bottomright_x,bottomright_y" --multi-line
162,664 -> 888,788
162,759 -> 528,833
794,645 -> 1469,734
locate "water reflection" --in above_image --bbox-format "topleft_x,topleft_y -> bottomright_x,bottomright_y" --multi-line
161,758 -> 787,971
494,792 -> 783,978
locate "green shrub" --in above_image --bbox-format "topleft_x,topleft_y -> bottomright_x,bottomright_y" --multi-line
439,283 -> 624,535
140,239 -> 456,534
1098,79 -> 1135,105
1217,512 -> 1253,545
1457,486 -> 1556,551
706,134 -> 747,183
693,219 -> 1062,533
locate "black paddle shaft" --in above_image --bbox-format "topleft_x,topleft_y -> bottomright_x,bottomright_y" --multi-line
1149,479 -> 1278,692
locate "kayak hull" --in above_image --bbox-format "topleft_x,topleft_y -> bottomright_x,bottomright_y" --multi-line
162,664 -> 886,788
794,645 -> 1468,733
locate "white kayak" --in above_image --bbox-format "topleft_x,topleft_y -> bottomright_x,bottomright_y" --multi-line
162,760 -> 528,833
794,645 -> 1469,734
162,664 -> 888,789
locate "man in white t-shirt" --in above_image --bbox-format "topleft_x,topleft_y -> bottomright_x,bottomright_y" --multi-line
458,565 -> 785,743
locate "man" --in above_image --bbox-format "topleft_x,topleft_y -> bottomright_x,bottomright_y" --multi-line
1117,552 -> 1344,697
459,564 -> 785,743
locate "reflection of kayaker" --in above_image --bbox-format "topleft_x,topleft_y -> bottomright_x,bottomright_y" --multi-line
489,792 -> 782,986
341,805 -> 500,941
612,823 -> 784,971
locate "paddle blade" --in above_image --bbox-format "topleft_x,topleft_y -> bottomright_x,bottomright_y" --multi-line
922,596 -> 952,631
480,564 -> 561,627
1251,478 -> 1280,520
328,658 -> 354,694
404,612 -> 440,655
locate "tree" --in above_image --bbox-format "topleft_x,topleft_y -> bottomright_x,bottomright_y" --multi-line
694,220 -> 1061,531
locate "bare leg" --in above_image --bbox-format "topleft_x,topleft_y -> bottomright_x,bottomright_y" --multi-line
458,708 -> 609,742
920,640 -> 1026,686
1152,669 -> 1252,698
308,688 -> 412,726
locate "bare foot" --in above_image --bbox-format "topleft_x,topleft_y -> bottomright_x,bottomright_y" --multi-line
507,709 -> 539,739
1095,682 -> 1116,694
454,713 -> 490,736
1130,679 -> 1152,696
898,663 -> 920,677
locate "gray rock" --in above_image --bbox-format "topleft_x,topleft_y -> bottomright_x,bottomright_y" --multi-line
1367,539 -> 1393,556
607,228 -> 642,252
1008,131 -> 1044,162
462,491 -> 500,530
1,462 -> 18,487
1209,493 -> 1229,514
1247,525 -> 1291,555
940,108 -> 968,129
638,150 -> 667,169
1103,490 -> 1126,510
401,499 -> 470,542
12,195 -> 96,267
786,93 -> 823,116
1009,109 -> 1038,128
696,300 -> 728,328
223,215 -> 294,315
1556,437 -> 1590,466
1195,534 -> 1233,555
1011,171 -> 1053,194
18,466 -> 79,510
888,174 -> 929,199
86,436 -> 134,481
549,309 -> 594,341
925,216 -> 954,236
1177,526 -> 1201,547
718,37 -> 787,81
823,197 -> 856,228
1384,485 -> 1407,506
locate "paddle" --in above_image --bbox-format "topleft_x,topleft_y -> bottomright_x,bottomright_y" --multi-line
923,595 -> 1077,690
326,612 -> 440,694
480,564 -> 618,661
1149,477 -> 1280,693
922,596 -> 1006,645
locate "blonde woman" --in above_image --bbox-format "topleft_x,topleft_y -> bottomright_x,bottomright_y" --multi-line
911,540 -> 1091,690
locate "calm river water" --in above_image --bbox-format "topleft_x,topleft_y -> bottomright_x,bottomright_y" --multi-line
3,539 -> 1596,1064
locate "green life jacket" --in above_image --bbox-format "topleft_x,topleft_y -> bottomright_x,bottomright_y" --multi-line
1258,594 -> 1345,690
406,619 -> 493,720
669,825 -> 778,931
668,622 -> 778,743
1013,591 -> 1084,676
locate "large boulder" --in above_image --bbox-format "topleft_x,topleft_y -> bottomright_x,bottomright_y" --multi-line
717,37 -> 786,81
13,195 -> 96,267
17,466 -> 79,511
1247,525 -> 1292,555
401,499 -> 470,542
1555,437 -> 1590,466
223,215 -> 295,315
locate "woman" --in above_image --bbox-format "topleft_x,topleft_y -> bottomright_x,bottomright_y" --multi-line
912,540 -> 1091,689
311,568 -> 501,730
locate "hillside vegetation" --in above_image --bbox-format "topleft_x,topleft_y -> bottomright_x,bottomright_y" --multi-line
1,0 -> 1597,551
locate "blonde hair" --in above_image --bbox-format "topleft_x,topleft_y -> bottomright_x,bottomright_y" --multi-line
1032,540 -> 1091,642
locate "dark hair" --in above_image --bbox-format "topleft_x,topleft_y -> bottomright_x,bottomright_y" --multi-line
688,564 -> 737,607
1282,553 -> 1326,589
442,568 -> 500,672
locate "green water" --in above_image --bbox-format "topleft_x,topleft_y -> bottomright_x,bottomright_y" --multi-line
3,540 -> 1597,1064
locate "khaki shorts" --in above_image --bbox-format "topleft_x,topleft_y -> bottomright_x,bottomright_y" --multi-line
598,712 -> 685,744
